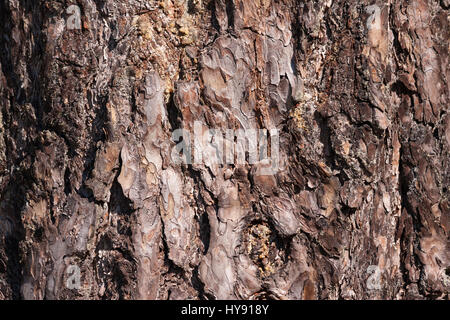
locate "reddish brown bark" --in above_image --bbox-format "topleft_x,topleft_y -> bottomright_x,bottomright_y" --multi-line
0,0 -> 448,300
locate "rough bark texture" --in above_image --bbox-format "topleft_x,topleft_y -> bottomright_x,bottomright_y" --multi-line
0,0 -> 449,300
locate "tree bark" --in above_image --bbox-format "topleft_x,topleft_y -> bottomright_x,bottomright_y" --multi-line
0,0 -> 448,300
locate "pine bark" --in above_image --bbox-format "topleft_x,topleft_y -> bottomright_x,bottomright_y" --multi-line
0,0 -> 448,300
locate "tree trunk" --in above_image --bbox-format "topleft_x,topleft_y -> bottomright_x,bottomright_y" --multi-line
0,0 -> 448,300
